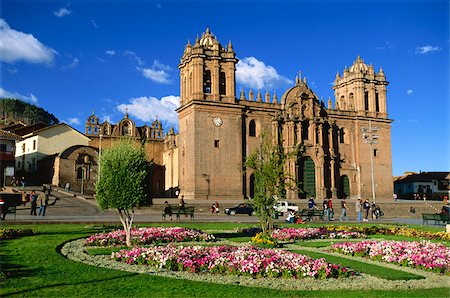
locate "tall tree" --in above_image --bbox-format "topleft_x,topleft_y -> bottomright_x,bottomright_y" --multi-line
96,140 -> 151,247
244,131 -> 302,236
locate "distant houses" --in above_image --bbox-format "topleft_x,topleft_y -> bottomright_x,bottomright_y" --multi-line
394,172 -> 450,200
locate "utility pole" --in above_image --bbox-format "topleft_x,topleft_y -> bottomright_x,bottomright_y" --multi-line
361,120 -> 379,204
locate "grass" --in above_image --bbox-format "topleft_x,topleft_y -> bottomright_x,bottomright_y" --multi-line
1,223 -> 449,297
292,249 -> 424,280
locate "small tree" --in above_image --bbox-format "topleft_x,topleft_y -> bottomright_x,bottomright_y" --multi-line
244,131 -> 301,236
96,140 -> 151,247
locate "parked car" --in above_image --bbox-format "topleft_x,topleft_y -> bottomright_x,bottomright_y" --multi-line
273,201 -> 299,215
224,203 -> 255,216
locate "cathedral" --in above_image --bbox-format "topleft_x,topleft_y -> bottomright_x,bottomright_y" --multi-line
86,28 -> 393,202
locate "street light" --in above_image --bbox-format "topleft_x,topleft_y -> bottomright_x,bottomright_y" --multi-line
202,173 -> 210,200
361,120 -> 378,204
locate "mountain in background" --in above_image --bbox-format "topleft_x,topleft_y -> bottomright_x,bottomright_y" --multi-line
0,98 -> 59,126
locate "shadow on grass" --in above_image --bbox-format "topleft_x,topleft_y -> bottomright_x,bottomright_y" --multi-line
0,253 -> 38,280
212,232 -> 252,239
2,273 -> 139,297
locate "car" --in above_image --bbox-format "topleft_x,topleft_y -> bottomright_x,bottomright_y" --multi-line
224,203 -> 255,216
273,201 -> 299,215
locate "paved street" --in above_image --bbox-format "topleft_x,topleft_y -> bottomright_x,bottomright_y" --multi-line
1,187 -> 446,227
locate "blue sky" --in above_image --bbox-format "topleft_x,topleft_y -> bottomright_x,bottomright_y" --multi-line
1,0 -> 449,176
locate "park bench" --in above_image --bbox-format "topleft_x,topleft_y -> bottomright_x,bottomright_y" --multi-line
422,213 -> 450,225
298,209 -> 324,221
162,206 -> 195,221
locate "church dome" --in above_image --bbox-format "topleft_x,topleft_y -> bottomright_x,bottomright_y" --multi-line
349,55 -> 369,73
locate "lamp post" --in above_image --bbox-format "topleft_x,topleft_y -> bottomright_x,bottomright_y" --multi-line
202,173 -> 210,200
361,120 -> 379,204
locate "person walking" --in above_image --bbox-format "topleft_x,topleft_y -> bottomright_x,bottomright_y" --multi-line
322,198 -> 329,221
163,201 -> 172,220
38,192 -> 49,216
30,191 -> 38,216
327,197 -> 334,221
21,191 -> 28,206
179,195 -> 186,216
339,198 -> 348,221
355,199 -> 362,222
363,199 -> 370,222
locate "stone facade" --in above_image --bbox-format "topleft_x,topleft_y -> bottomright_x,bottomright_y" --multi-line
175,29 -> 393,202
85,112 -> 166,196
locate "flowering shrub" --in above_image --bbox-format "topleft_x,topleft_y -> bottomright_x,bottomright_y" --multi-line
84,227 -> 213,246
331,240 -> 450,274
325,226 -> 450,241
252,232 -> 282,248
271,228 -> 366,242
112,244 -> 356,279
0,228 -> 34,240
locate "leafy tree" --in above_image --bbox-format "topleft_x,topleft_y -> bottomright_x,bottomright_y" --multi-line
0,98 -> 59,125
244,131 -> 302,236
96,140 -> 151,247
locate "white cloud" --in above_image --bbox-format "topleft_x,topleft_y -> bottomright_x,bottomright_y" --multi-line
139,59 -> 172,84
406,89 -> 413,95
0,19 -> 57,64
375,41 -> 395,50
117,95 -> 180,127
54,7 -> 71,18
7,67 -> 18,74
236,57 -> 292,89
106,50 -> 116,56
0,87 -> 38,104
124,50 -> 144,66
156,3 -> 162,9
61,57 -> 80,71
101,115 -> 113,123
153,59 -> 171,71
91,19 -> 98,29
66,117 -> 81,125
415,45 -> 441,54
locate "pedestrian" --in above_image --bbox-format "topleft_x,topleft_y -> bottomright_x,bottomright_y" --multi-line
30,191 -> 38,216
38,192 -> 48,216
322,198 -> 329,221
393,193 -> 397,203
308,196 -> 317,209
65,182 -> 70,191
327,197 -> 334,221
47,184 -> 52,196
179,195 -> 186,215
371,202 -> 377,220
363,199 -> 370,221
355,199 -> 362,222
339,198 -> 348,221
22,191 -> 28,206
163,201 -> 172,220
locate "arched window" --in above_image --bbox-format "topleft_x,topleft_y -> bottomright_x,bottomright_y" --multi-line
203,69 -> 211,94
297,157 -> 316,199
77,167 -> 83,180
219,71 -> 226,95
122,121 -> 131,136
338,175 -> 350,199
340,95 -> 345,110
249,120 -> 256,137
375,91 -> 380,112
87,127 -> 92,134
364,91 -> 369,111
349,93 -> 354,110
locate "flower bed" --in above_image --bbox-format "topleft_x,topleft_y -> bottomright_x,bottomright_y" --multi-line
0,228 -> 34,240
331,240 -> 450,274
271,227 -> 366,242
84,227 -> 213,246
326,226 -> 450,241
112,244 -> 356,279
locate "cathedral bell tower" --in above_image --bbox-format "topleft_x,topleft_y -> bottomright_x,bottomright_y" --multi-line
177,28 -> 243,201
179,27 -> 238,105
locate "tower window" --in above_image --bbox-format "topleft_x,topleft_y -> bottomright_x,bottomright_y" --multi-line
375,91 -> 380,112
33,140 -> 36,150
203,69 -> 211,94
214,140 -> 220,148
339,128 -> 345,143
219,71 -> 226,95
302,120 -> 309,140
364,91 -> 369,111
249,120 -> 256,137
374,149 -> 378,157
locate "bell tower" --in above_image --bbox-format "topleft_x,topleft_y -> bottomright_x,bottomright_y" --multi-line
333,56 -> 388,119
179,28 -> 238,105
177,28 -> 243,201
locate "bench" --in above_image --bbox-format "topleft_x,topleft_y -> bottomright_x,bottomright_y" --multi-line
162,206 -> 195,221
298,209 -> 324,221
422,213 -> 449,225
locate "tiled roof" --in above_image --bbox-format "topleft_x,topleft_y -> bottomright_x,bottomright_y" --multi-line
0,129 -> 23,140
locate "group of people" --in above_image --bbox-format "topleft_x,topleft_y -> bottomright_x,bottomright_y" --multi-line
24,184 -> 52,216
355,199 -> 383,222
162,196 -> 188,220
284,195 -> 384,223
11,177 -> 26,188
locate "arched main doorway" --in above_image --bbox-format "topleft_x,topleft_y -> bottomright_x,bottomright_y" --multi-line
297,157 -> 316,199
338,175 -> 350,199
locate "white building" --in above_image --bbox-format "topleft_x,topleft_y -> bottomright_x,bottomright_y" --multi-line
15,123 -> 90,173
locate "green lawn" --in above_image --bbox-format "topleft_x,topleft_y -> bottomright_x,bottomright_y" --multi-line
1,223 -> 449,297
